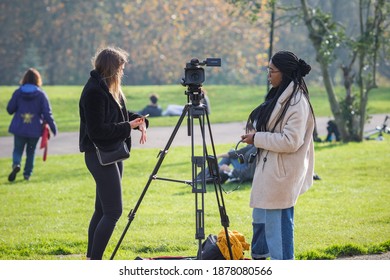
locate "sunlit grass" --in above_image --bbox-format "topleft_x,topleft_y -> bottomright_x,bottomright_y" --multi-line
0,137 -> 389,260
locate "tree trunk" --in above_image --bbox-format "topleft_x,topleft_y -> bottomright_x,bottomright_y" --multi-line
301,0 -> 350,141
318,58 -> 350,140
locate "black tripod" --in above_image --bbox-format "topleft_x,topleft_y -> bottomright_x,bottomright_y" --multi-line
110,89 -> 233,260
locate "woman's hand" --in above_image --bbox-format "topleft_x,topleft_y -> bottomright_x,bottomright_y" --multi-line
129,118 -> 144,129
138,122 -> 147,144
129,118 -> 147,144
241,133 -> 255,144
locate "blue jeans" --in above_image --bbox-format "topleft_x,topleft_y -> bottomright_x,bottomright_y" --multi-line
251,207 -> 294,260
12,135 -> 40,177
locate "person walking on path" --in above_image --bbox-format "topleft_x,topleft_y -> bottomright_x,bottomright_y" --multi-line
241,51 -> 315,260
6,68 -> 57,182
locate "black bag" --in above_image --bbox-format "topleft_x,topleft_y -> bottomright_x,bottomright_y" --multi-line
201,234 -> 225,260
93,141 -> 130,166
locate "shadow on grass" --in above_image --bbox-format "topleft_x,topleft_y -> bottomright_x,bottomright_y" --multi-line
314,141 -> 348,152
0,240 -> 85,260
172,181 -> 252,197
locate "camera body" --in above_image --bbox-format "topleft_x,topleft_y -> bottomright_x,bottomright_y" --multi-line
182,58 -> 221,87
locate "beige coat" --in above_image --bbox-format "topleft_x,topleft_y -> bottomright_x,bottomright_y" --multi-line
250,82 -> 314,209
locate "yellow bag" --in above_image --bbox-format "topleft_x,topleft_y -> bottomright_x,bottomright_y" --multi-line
216,229 -> 250,260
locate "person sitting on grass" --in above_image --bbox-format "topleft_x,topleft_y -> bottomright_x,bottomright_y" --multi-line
138,93 -> 162,117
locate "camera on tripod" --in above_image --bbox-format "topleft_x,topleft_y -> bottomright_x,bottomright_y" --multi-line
181,58 -> 221,87
111,56 -> 234,260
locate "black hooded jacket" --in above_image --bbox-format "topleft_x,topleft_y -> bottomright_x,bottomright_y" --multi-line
79,70 -> 146,153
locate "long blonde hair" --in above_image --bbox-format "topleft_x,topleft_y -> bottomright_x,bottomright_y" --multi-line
93,46 -> 128,105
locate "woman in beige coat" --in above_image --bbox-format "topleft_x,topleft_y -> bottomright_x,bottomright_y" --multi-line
241,51 -> 315,260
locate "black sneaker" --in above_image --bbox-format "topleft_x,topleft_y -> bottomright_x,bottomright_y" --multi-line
313,173 -> 321,180
8,165 -> 21,182
24,175 -> 30,181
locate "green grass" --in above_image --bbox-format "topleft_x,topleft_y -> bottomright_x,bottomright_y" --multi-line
1,84 -> 389,259
0,85 -> 389,136
0,137 -> 389,260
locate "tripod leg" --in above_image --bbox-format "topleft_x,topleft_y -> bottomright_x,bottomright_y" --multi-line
189,106 -> 207,259
110,105 -> 190,260
202,110 -> 234,260
192,107 -> 234,260
193,156 -> 206,259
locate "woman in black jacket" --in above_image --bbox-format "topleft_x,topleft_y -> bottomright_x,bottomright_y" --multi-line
79,47 -> 147,260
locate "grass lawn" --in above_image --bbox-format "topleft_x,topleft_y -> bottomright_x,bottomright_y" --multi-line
0,137 -> 389,260
0,84 -> 389,260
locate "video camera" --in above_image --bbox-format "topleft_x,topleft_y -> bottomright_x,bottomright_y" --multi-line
181,58 -> 221,88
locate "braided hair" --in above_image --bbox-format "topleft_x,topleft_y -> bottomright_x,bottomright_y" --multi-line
247,51 -> 314,134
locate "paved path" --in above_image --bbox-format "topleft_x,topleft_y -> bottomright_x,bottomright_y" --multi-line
0,114 -> 388,158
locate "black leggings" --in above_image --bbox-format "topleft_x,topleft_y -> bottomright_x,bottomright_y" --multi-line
85,151 -> 123,259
